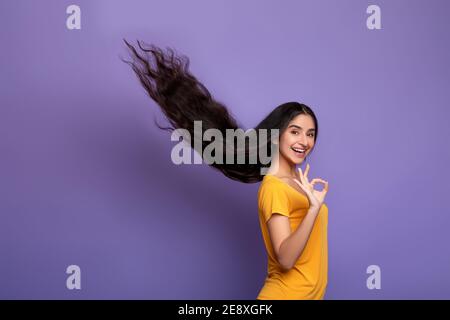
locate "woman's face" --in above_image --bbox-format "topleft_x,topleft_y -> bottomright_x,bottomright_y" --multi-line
278,113 -> 316,165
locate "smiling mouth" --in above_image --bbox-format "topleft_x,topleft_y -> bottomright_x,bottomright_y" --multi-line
291,146 -> 307,157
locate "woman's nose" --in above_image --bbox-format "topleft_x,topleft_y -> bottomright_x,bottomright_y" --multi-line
297,132 -> 307,145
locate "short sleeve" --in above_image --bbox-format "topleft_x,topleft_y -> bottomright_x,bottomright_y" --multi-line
259,182 -> 291,223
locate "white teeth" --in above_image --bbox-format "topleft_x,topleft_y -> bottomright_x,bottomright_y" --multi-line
292,147 -> 305,153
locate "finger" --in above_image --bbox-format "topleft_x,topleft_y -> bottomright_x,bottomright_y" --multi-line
304,163 -> 310,181
294,179 -> 313,198
297,168 -> 304,182
311,178 -> 328,189
300,169 -> 308,185
320,182 -> 329,195
311,178 -> 327,185
293,178 -> 306,191
292,179 -> 303,191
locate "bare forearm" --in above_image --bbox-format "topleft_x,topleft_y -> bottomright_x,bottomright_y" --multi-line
277,207 -> 320,271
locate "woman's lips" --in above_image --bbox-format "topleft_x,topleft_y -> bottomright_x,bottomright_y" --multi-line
291,147 -> 306,158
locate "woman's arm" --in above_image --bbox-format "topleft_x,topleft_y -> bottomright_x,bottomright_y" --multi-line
267,207 -> 320,272
268,164 -> 328,271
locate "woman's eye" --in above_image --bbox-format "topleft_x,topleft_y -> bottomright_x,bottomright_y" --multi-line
308,134 -> 315,137
291,131 -> 298,135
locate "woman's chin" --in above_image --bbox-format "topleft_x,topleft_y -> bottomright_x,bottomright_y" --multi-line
289,156 -> 304,165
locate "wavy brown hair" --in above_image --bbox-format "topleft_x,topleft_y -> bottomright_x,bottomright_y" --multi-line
122,40 -> 319,183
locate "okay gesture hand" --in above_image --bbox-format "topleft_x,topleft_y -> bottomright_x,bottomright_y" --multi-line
293,163 -> 329,211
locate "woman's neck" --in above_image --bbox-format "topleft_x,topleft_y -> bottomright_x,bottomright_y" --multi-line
267,152 -> 299,179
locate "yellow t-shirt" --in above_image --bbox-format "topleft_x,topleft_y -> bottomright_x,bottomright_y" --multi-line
256,174 -> 328,300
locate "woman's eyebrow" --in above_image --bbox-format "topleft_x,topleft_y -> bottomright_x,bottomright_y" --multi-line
288,124 -> 316,132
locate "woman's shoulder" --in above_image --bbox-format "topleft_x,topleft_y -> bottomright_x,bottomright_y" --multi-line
258,175 -> 290,196
260,174 -> 290,188
259,174 -> 280,188
257,175 -> 292,210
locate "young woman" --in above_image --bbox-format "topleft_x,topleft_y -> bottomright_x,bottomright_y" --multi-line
123,40 -> 330,300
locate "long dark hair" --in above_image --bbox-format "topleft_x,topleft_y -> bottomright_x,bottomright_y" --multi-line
122,40 -> 319,183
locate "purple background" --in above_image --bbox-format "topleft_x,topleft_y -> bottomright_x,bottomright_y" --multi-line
1,0 -> 449,299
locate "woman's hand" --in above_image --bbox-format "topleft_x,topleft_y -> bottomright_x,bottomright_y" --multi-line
293,163 -> 329,211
